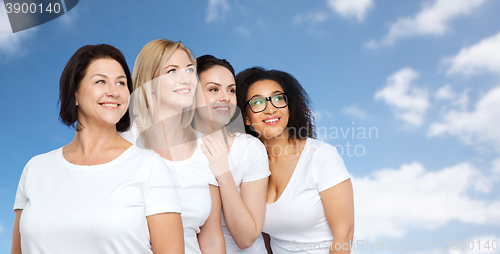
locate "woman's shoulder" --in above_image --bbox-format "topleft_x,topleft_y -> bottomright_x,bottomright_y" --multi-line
301,138 -> 345,171
27,147 -> 62,166
234,132 -> 267,154
304,138 -> 341,157
125,145 -> 164,162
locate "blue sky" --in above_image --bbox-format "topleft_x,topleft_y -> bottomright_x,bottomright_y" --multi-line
1,0 -> 500,253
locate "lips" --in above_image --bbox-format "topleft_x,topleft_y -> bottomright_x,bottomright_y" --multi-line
263,116 -> 280,125
213,105 -> 231,114
174,88 -> 191,95
99,102 -> 119,109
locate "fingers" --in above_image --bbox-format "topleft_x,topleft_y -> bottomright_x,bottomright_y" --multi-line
200,143 -> 212,158
202,136 -> 217,155
202,135 -> 226,154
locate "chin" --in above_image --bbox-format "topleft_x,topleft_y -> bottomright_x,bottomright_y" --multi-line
255,126 -> 286,139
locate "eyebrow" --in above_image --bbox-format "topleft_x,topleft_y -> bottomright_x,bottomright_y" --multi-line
205,82 -> 221,87
250,90 -> 283,99
164,63 -> 194,69
92,74 -> 126,79
204,82 -> 236,87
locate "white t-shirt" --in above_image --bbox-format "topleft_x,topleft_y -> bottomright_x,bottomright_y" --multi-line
162,141 -> 219,254
122,128 -> 218,254
13,145 -> 181,254
262,138 -> 351,254
221,133 -> 271,254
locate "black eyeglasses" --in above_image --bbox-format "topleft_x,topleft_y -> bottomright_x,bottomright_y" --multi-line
246,93 -> 288,113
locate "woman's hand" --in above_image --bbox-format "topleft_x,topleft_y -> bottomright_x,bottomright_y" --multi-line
200,135 -> 230,177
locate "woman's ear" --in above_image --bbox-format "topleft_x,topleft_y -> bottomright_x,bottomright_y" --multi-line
75,93 -> 79,106
244,116 -> 251,126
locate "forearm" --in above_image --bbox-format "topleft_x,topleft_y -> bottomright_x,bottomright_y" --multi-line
198,233 -> 226,254
329,230 -> 354,254
198,185 -> 225,254
217,172 -> 261,248
11,210 -> 22,254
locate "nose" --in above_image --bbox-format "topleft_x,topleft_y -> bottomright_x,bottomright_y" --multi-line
219,90 -> 231,103
106,83 -> 120,97
263,99 -> 276,114
178,69 -> 194,86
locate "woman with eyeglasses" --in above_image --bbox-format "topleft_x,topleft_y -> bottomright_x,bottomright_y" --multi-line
192,55 -> 270,253
11,44 -> 183,254
235,67 -> 355,254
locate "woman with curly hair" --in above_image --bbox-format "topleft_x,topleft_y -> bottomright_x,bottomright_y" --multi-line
235,67 -> 354,254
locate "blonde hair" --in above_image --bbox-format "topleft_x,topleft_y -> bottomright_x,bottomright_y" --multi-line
130,39 -> 197,149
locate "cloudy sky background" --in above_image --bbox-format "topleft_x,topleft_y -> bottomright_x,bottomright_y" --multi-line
1,0 -> 499,253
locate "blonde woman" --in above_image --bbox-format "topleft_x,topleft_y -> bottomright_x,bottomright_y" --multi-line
124,39 -> 225,254
192,55 -> 270,254
11,44 -> 183,254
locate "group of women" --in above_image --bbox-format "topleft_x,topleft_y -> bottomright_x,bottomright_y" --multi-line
11,39 -> 354,254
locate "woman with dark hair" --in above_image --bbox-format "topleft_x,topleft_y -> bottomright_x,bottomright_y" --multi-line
236,67 -> 354,254
11,44 -> 184,254
193,55 -> 270,253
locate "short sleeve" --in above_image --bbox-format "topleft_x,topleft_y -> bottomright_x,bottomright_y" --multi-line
13,162 -> 30,212
242,141 -> 271,183
208,170 -> 219,186
316,145 -> 351,192
145,154 -> 182,216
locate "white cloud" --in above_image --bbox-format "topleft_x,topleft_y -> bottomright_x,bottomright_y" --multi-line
435,84 -> 456,100
429,85 -> 500,151
205,0 -> 229,23
327,0 -> 373,22
341,104 -> 368,119
445,32 -> 500,76
314,110 -> 334,121
353,161 -> 500,240
366,0 -> 488,48
375,68 -> 429,126
236,26 -> 251,38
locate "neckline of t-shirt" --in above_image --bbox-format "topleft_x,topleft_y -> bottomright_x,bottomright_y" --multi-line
267,138 -> 311,205
161,140 -> 203,166
58,145 -> 136,170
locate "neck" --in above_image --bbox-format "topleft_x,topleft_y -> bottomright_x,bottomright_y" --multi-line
260,130 -> 300,162
192,112 -> 226,135
68,122 -> 122,155
159,114 -> 195,147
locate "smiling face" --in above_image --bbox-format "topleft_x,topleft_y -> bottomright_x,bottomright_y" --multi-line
245,79 -> 289,139
157,49 -> 197,113
75,58 -> 130,129
196,65 -> 237,128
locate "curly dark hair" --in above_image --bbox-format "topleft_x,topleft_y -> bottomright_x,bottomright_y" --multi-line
59,44 -> 133,132
235,67 -> 315,141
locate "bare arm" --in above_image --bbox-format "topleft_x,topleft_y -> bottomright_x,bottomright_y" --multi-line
148,213 -> 185,254
320,179 -> 354,254
217,172 -> 268,249
198,185 -> 226,254
11,209 -> 22,254
201,135 -> 268,248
